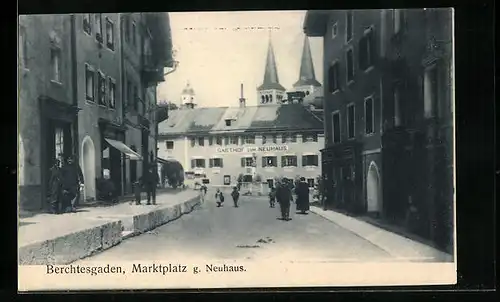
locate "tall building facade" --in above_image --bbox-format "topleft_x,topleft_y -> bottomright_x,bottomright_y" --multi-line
18,13 -> 173,211
304,9 -> 454,252
18,14 -> 78,211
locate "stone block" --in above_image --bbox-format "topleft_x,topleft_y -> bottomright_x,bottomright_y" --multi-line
52,225 -> 102,264
101,221 -> 122,250
18,240 -> 55,265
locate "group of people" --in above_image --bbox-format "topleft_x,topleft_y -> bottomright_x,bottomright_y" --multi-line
269,177 -> 310,221
133,163 -> 160,205
48,154 -> 84,214
214,186 -> 240,208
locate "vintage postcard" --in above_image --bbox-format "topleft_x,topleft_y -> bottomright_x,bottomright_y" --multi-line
18,9 -> 456,291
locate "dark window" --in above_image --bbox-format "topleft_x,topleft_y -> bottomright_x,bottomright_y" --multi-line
244,135 -> 255,144
332,22 -> 338,38
97,71 -> 106,106
281,156 -> 297,167
190,138 -> 195,147
262,156 -> 278,167
328,62 -> 340,93
131,22 -> 137,46
347,104 -> 355,139
108,78 -> 116,109
225,119 -> 231,126
216,136 -> 223,146
95,14 -> 103,43
332,112 -> 341,143
262,135 -> 267,144
209,158 -> 223,168
272,135 -> 277,143
346,11 -> 353,42
346,48 -> 354,82
230,136 -> 238,145
424,66 -> 439,118
166,141 -> 174,149
208,137 -> 213,145
83,14 -> 92,34
198,137 -> 205,146
359,29 -> 375,71
50,48 -> 61,83
365,97 -> 374,134
302,155 -> 319,167
191,159 -> 205,168
241,157 -> 254,167
105,18 -> 114,50
85,64 -> 94,102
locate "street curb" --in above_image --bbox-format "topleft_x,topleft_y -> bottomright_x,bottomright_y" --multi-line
128,195 -> 201,236
18,194 -> 202,265
18,220 -> 122,265
310,206 -> 454,262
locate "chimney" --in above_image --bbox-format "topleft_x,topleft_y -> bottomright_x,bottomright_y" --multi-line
239,83 -> 246,108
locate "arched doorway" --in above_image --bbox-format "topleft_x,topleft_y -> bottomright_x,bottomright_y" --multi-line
366,161 -> 382,213
81,136 -> 96,201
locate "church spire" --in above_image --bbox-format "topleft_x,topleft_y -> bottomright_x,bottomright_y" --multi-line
258,34 -> 285,91
293,35 -> 321,88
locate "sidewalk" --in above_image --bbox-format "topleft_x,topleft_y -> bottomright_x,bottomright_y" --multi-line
18,189 -> 202,265
309,206 -> 454,262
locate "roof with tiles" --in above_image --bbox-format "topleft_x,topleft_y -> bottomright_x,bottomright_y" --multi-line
158,104 -> 323,136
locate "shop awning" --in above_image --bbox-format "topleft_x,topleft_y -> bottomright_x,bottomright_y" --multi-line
104,138 -> 143,161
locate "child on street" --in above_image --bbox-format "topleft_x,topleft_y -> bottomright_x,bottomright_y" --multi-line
269,186 -> 276,208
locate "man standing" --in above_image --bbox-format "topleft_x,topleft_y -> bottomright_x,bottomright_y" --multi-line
295,177 -> 310,214
276,179 -> 292,221
48,158 -> 63,214
60,155 -> 84,212
145,162 -> 159,205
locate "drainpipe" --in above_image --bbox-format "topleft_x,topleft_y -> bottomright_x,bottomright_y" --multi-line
70,15 -> 79,162
119,14 -> 128,194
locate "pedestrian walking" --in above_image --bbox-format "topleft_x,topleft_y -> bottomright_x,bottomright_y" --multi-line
268,186 -> 276,208
60,155 -> 84,213
145,163 -> 159,205
48,158 -> 63,214
133,177 -> 143,205
66,156 -> 84,209
295,177 -> 310,214
231,186 -> 240,207
276,179 -> 291,221
215,188 -> 225,207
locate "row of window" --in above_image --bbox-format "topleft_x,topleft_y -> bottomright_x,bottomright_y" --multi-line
327,28 -> 375,94
83,14 -> 115,51
331,10 -> 405,41
85,63 -> 117,109
331,96 -> 375,144
176,133 -> 319,149
190,155 -> 319,169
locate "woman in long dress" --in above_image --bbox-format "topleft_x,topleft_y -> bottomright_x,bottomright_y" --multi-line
48,159 -> 62,214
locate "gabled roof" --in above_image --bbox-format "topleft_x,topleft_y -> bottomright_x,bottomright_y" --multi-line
158,104 -> 323,136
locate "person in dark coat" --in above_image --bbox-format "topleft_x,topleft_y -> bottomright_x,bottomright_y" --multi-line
268,186 -> 276,208
48,159 -> 63,214
145,163 -> 159,205
60,156 -> 84,213
295,177 -> 310,214
231,186 -> 240,208
276,179 -> 292,221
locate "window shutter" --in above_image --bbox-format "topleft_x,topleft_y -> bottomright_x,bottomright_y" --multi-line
191,159 -> 195,169
281,157 -> 286,167
241,158 -> 245,167
302,156 -> 306,167
209,159 -> 213,168
220,159 -> 224,168
314,156 -> 318,166
261,157 -> 266,167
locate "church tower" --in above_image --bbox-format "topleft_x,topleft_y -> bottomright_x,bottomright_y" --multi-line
180,81 -> 196,109
257,33 -> 286,106
292,36 -> 322,101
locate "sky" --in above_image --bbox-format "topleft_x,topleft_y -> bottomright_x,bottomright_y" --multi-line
156,11 -> 323,108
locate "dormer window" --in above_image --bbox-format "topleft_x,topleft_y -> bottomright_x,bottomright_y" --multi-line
225,119 -> 232,126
